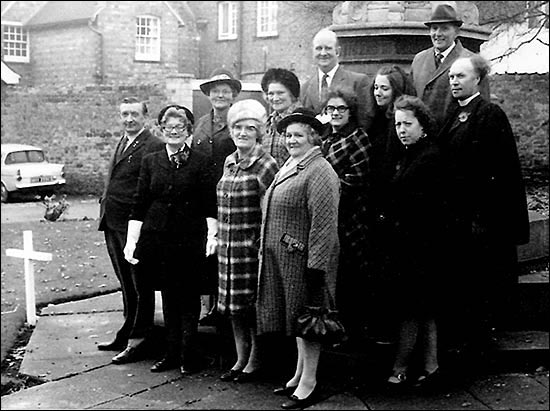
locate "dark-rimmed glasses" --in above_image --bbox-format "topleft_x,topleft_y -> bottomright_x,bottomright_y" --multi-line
325,105 -> 349,114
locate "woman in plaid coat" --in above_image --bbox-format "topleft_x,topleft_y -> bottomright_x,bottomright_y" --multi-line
257,108 -> 340,409
216,100 -> 279,383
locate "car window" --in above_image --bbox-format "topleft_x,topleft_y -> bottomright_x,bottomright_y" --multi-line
4,150 -> 45,165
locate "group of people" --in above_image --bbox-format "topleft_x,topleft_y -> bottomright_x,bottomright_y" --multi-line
97,4 -> 529,409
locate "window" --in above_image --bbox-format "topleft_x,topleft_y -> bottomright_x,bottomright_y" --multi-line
5,150 -> 44,165
218,1 -> 237,40
2,22 -> 29,63
257,1 -> 277,37
135,16 -> 160,61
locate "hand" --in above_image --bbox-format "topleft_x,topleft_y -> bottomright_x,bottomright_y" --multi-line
124,241 -> 139,265
206,237 -> 217,257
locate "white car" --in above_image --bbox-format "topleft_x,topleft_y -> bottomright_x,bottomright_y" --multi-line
1,144 -> 66,203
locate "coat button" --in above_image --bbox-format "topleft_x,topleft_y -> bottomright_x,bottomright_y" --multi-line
224,193 -> 229,198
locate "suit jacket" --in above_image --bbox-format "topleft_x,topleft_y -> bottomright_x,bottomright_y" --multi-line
411,40 -> 490,128
438,95 -> 529,246
98,128 -> 164,232
301,66 -> 372,130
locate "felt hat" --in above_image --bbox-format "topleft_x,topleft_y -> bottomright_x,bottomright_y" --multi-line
227,99 -> 267,127
157,104 -> 194,126
424,4 -> 463,27
276,107 -> 324,135
200,68 -> 242,96
261,68 -> 301,99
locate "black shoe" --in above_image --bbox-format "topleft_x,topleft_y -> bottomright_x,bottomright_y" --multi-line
281,387 -> 320,410
97,339 -> 126,351
273,385 -> 298,397
180,365 -> 201,376
414,367 -> 441,389
199,310 -> 222,327
220,368 -> 242,382
233,369 -> 262,383
150,357 -> 179,373
111,345 -> 143,364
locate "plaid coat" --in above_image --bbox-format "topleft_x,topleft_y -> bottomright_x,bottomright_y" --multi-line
321,123 -> 372,272
256,147 -> 340,336
216,143 -> 279,314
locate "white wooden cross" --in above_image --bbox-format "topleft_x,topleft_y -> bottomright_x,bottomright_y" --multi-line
5,230 -> 52,326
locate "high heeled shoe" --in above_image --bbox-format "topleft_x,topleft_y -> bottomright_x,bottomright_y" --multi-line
414,367 -> 441,389
273,385 -> 298,397
387,372 -> 407,385
280,386 -> 320,410
220,368 -> 243,382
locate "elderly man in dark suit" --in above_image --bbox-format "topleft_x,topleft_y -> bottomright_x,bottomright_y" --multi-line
411,4 -> 490,128
301,28 -> 372,131
438,55 -> 529,358
98,97 -> 164,362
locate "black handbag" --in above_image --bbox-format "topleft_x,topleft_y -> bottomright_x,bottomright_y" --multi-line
296,284 -> 346,345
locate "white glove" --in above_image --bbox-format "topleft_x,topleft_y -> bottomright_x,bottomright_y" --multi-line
124,220 -> 143,265
206,217 -> 218,257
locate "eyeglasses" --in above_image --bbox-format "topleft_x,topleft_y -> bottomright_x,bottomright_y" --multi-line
325,105 -> 349,114
162,124 -> 187,132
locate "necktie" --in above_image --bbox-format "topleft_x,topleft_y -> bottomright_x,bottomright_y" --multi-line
320,73 -> 329,103
115,136 -> 128,162
434,51 -> 443,69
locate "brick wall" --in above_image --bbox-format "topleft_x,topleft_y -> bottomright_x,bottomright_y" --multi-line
490,73 -> 549,177
0,83 -> 172,195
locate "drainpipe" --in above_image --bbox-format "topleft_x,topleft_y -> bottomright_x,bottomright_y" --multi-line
237,1 -> 244,78
88,6 -> 105,83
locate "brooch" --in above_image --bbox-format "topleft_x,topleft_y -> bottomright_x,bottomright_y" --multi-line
458,112 -> 470,123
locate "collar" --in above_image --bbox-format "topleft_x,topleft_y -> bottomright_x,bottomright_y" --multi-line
436,42 -> 456,61
458,92 -> 480,107
125,127 -> 145,144
319,64 -> 339,83
165,144 -> 185,158
227,143 -> 264,170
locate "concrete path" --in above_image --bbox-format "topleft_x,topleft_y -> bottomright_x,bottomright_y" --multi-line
1,293 -> 548,410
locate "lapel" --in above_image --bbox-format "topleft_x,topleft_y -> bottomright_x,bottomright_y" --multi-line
115,128 -> 149,166
331,66 -> 347,89
271,147 -> 323,187
426,41 -> 464,86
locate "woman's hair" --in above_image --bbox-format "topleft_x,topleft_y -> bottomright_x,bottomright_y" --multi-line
160,107 -> 193,133
323,87 -> 359,125
370,65 -> 416,117
393,95 -> 436,138
261,68 -> 301,100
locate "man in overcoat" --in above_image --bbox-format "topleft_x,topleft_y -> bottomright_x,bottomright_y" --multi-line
98,97 -> 164,362
438,55 -> 530,357
411,4 -> 490,128
301,28 -> 372,131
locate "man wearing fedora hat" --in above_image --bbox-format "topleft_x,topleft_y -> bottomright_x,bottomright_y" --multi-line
411,3 -> 490,128
192,68 -> 242,327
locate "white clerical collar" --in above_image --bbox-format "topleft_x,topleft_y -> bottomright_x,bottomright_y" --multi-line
458,92 -> 480,107
318,64 -> 339,85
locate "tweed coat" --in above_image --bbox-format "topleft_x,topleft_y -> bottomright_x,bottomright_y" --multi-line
411,40 -> 490,128
129,147 -> 217,288
216,143 -> 279,314
99,128 -> 164,232
256,147 -> 340,336
192,110 -> 236,183
301,66 -> 372,130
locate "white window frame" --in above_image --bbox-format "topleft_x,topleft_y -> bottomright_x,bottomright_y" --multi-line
257,1 -> 278,37
218,1 -> 237,40
2,21 -> 29,63
135,15 -> 161,62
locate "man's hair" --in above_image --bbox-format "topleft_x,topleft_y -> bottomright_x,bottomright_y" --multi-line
121,97 -> 148,116
468,54 -> 491,81
313,28 -> 340,49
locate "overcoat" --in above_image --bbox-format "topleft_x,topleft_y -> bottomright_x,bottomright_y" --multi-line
301,66 -> 372,130
411,40 -> 490,128
216,144 -> 279,314
99,128 -> 164,232
256,147 -> 340,336
130,147 -> 217,288
192,110 -> 236,183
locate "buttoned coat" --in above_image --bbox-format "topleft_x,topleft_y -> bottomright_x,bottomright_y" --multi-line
192,110 -> 236,183
130,148 -> 217,288
216,144 -> 279,314
256,147 -> 340,336
301,66 -> 372,130
99,128 -> 164,232
411,40 -> 490,128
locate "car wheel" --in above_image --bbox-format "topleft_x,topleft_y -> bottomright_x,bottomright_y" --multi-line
1,183 -> 8,203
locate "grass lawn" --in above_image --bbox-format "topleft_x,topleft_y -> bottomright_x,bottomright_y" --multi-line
1,219 -> 120,363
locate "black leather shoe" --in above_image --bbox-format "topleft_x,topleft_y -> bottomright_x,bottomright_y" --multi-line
414,367 -> 441,389
220,368 -> 242,382
280,387 -> 319,410
111,346 -> 143,364
150,357 -> 179,373
273,385 -> 298,397
97,339 -> 126,351
233,369 -> 262,383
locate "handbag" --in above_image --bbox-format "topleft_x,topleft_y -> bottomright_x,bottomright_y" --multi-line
296,282 -> 346,345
